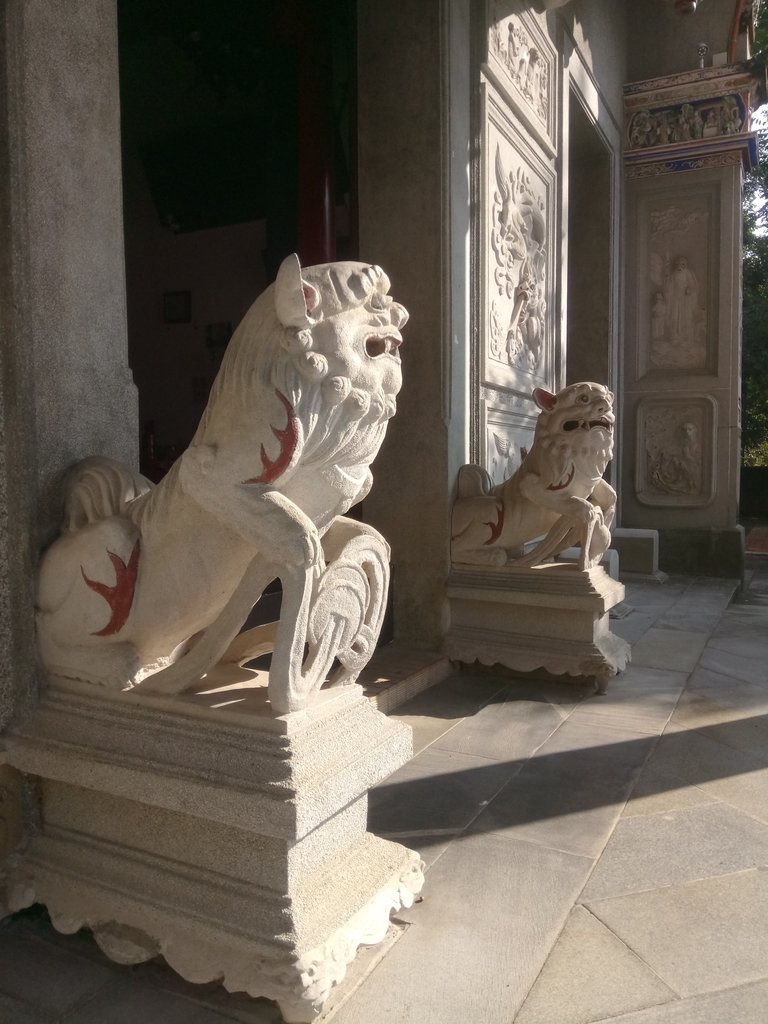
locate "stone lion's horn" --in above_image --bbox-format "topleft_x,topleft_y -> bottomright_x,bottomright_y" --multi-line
275,253 -> 321,328
533,387 -> 557,412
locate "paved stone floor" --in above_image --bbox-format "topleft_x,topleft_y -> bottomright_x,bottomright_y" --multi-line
1,556 -> 767,1023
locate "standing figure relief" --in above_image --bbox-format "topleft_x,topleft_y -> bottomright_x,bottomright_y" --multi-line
648,251 -> 706,368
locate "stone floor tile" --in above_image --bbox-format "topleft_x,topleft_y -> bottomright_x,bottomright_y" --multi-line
0,931 -> 115,1016
331,833 -> 592,1024
431,694 -> 568,761
710,606 -> 768,640
0,992 -> 54,1024
125,963 -> 284,1024
568,666 -> 686,735
621,761 -> 717,818
586,870 -> 768,998
497,676 -> 590,708
668,691 -> 768,764
654,609 -> 725,634
619,583 -> 688,614
595,981 -> 768,1023
698,645 -> 768,686
389,674 -> 511,753
637,725 -> 768,821
629,629 -> 708,673
582,803 -> 768,901
367,829 -> 453,869
62,977 -> 250,1024
683,664 -> 768,709
514,905 -> 677,1024
469,720 -> 654,858
610,611 -> 657,645
707,634 -> 768,661
368,745 -> 520,836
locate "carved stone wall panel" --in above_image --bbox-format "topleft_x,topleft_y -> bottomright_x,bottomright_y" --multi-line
481,400 -> 537,486
635,395 -> 716,507
481,83 -> 556,402
486,3 -> 556,150
635,186 -> 719,378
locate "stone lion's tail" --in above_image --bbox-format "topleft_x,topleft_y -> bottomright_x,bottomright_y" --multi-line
456,463 -> 494,498
62,457 -> 152,532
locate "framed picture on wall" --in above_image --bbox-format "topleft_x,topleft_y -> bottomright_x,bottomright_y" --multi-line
162,290 -> 191,324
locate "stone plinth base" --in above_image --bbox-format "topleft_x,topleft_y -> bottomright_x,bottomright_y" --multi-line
446,563 -> 630,690
5,682 -> 423,1022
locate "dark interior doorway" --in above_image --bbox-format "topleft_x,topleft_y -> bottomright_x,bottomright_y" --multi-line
566,91 -> 612,387
117,0 -> 357,480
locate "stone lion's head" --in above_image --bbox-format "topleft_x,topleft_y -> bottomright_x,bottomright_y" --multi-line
195,256 -> 409,466
532,382 -> 615,457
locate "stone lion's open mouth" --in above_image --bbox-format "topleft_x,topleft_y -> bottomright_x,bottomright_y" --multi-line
563,418 -> 613,432
365,335 -> 402,359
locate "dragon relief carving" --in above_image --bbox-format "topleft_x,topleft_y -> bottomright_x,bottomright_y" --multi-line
36,256 -> 408,714
490,146 -> 547,373
453,383 -> 616,570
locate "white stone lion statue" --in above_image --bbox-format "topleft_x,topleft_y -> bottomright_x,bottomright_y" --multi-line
451,382 -> 616,570
37,255 -> 408,714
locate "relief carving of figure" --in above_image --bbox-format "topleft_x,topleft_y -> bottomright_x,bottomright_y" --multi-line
647,419 -> 703,496
648,252 -> 706,368
36,256 -> 408,714
665,255 -> 700,345
452,383 -> 616,571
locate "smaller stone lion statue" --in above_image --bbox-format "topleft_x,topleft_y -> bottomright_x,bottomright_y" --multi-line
451,382 -> 615,570
37,255 -> 408,714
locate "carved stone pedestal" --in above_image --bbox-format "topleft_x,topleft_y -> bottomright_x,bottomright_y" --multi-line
4,681 -> 423,1022
446,563 -> 630,690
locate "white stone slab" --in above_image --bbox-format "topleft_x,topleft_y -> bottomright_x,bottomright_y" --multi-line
331,832 -> 593,1024
582,802 -> 768,901
586,870 -> 768,997
584,980 -> 768,1023
629,628 -> 708,672
515,906 -> 676,1024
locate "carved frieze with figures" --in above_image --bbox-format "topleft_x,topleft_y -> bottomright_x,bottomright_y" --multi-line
487,4 -> 555,146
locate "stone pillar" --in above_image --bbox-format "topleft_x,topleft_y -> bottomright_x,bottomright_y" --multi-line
621,65 -> 761,578
357,0 -> 469,649
0,0 -> 137,900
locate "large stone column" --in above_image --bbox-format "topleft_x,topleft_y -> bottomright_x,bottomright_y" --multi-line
357,0 -> 471,649
621,65 -> 761,578
0,0 -> 137,886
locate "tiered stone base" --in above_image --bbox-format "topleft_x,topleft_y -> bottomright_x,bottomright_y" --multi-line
5,682 -> 423,1022
446,563 -> 630,690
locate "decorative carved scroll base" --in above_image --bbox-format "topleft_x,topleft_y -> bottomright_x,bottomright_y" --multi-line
446,563 -> 630,691
4,684 -> 423,1021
